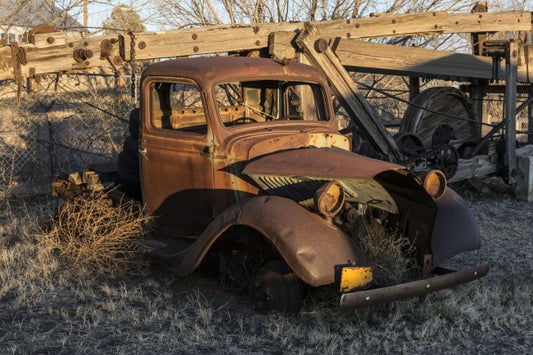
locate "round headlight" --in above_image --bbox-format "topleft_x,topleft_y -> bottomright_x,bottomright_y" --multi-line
314,181 -> 345,218
422,170 -> 447,199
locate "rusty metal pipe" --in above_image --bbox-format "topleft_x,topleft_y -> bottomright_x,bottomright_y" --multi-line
340,264 -> 489,310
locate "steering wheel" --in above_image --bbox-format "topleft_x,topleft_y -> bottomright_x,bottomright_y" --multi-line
231,116 -> 257,125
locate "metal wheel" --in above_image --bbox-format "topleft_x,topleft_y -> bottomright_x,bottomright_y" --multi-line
430,144 -> 459,178
248,260 -> 303,315
393,132 -> 424,157
401,87 -> 479,148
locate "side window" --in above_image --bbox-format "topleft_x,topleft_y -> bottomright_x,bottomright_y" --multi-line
151,81 -> 207,135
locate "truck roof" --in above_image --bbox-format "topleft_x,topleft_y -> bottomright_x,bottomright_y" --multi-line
141,56 -> 327,86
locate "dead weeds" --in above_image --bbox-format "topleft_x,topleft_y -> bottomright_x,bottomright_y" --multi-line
39,192 -> 152,278
355,217 -> 418,285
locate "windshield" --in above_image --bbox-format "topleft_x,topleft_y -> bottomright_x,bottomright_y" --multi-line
215,80 -> 329,127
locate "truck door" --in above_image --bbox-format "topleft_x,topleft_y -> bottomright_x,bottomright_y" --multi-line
140,79 -> 214,236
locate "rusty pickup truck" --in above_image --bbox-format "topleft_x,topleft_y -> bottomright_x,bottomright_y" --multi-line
57,56 -> 488,313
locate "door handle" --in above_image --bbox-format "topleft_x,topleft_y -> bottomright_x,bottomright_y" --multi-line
139,147 -> 148,159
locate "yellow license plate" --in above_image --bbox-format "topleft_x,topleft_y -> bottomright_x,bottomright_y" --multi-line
336,265 -> 373,293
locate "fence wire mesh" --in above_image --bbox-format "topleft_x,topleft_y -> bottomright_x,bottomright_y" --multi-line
0,130 -> 38,187
0,74 -> 134,197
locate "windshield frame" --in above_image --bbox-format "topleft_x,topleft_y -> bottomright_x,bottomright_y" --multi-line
211,77 -> 333,132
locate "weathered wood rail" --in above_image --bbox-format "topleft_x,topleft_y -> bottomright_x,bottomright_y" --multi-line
0,11 -> 532,82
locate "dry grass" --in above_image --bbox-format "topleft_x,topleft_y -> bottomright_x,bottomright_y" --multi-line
39,193 -> 152,278
356,220 -> 418,285
0,181 -> 531,353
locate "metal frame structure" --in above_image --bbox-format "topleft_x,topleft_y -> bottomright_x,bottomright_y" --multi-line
1,8 -> 532,187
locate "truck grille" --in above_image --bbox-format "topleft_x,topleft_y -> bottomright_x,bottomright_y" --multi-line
256,175 -> 327,203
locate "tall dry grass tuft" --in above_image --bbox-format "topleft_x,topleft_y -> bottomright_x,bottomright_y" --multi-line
39,193 -> 152,278
357,221 -> 418,285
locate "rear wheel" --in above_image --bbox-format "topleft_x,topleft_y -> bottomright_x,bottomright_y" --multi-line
248,260 -> 303,315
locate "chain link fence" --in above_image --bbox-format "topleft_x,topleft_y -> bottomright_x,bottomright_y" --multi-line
0,74 -> 135,197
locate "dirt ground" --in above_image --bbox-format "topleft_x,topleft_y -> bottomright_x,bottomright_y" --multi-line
0,179 -> 531,354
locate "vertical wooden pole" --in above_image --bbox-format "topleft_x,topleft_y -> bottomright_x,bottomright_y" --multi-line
470,2 -> 488,56
504,40 -> 518,184
83,0 -> 88,28
527,85 -> 533,144
470,79 -> 484,136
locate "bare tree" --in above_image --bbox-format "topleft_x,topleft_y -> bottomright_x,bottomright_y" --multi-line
0,0 -> 85,28
147,0 -> 478,28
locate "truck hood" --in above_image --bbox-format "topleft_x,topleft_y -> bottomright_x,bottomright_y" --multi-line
222,128 -> 351,161
243,147 -> 404,213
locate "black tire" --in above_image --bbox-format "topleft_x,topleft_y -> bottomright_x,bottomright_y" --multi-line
117,155 -> 142,201
128,108 -> 140,137
117,134 -> 141,200
120,135 -> 139,170
248,260 -> 303,315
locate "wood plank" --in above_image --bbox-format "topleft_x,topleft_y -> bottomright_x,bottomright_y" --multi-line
316,11 -> 531,39
447,12 -> 531,33
295,23 -> 401,161
32,33 -> 66,48
128,23 -> 299,60
0,35 -> 121,80
334,39 -> 532,83
315,11 -> 449,39
269,31 -> 297,60
449,155 -> 499,182
0,11 -> 531,81
126,12 -> 449,59
131,11 -> 532,59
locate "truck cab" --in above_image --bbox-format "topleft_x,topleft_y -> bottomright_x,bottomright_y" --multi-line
139,57 -> 349,236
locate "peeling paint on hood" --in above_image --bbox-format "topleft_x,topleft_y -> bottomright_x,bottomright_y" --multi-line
243,147 -> 404,213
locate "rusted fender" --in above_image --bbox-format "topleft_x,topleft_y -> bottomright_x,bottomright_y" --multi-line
431,187 -> 481,266
369,170 -> 480,267
170,195 -> 362,286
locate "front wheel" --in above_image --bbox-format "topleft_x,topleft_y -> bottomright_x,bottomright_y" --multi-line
248,260 -> 303,315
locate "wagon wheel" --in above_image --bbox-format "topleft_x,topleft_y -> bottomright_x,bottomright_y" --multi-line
248,260 -> 303,315
401,87 -> 479,149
